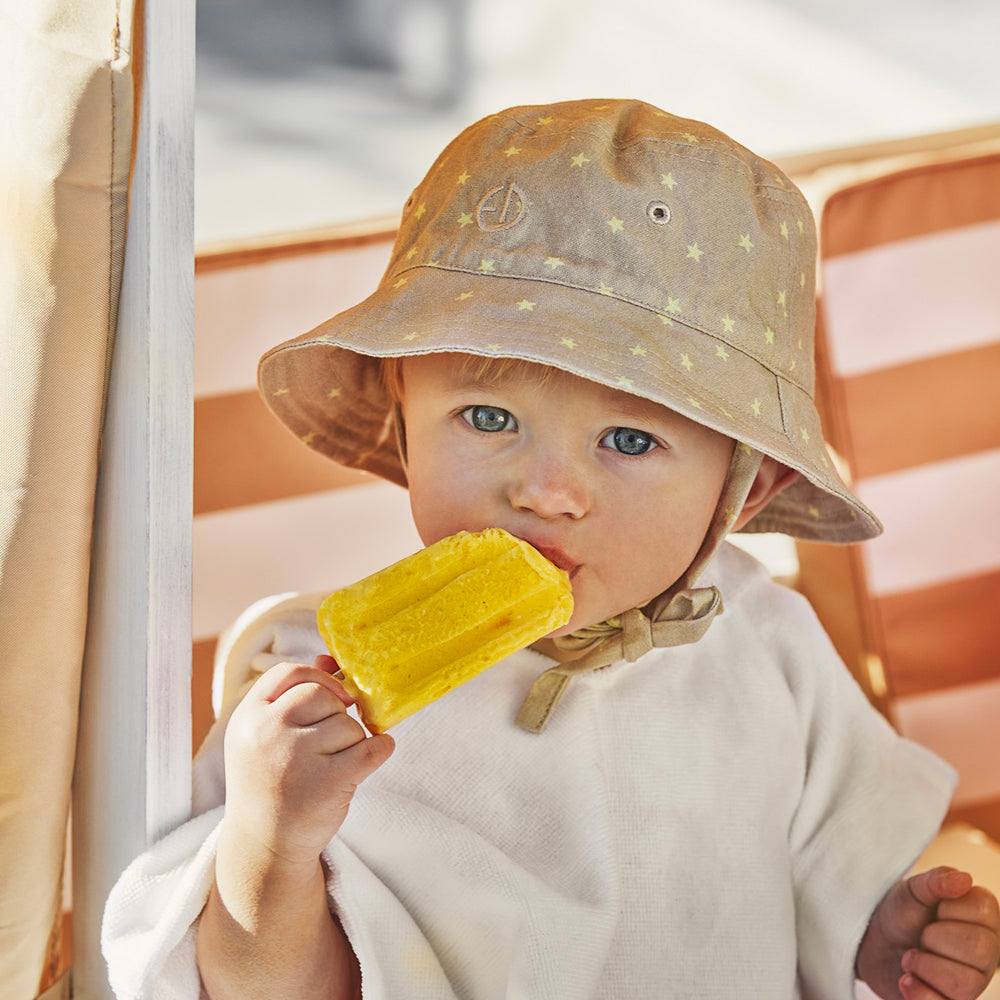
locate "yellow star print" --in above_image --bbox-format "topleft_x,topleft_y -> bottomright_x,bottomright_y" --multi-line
686,243 -> 704,262
517,299 -> 535,311
537,116 -> 554,126
617,376 -> 634,389
327,387 -> 342,399
607,217 -> 625,233
457,212 -> 474,227
478,260 -> 496,273
800,427 -> 810,443
560,337 -> 578,349
681,133 -> 699,143
658,314 -> 674,327
687,396 -> 703,409
764,327 -> 776,345
780,221 -> 790,240
722,314 -> 736,334
571,153 -> 590,167
456,171 -> 470,185
393,277 -> 408,289
301,431 -> 316,445
456,291 -> 474,301
777,290 -> 787,310
739,234 -> 754,252
504,146 -> 521,157
751,399 -> 762,418
680,354 -> 694,371
415,203 -> 427,219
406,247 -> 418,260
666,297 -> 681,314
715,344 -> 730,360
273,387 -> 290,397
630,345 -> 647,356
598,282 -> 614,295
661,172 -> 677,190
545,256 -> 565,270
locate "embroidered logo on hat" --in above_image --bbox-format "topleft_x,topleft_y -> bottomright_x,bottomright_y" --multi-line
476,183 -> 528,231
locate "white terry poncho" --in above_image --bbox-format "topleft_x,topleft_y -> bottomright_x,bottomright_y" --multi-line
102,543 -> 955,1000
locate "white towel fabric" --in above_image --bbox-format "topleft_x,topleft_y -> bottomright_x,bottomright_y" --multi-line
102,543 -> 956,999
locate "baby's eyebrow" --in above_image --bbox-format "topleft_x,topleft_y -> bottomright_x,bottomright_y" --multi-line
594,391 -> 671,425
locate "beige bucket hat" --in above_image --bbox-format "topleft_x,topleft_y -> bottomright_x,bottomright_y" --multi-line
259,97 -> 880,544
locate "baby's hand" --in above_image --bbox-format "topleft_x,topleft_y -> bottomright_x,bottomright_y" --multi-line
858,866 -> 1000,1000
222,655 -> 394,867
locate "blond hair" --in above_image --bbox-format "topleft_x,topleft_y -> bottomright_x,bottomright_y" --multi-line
380,353 -> 555,402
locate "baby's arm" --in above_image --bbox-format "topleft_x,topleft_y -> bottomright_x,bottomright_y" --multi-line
857,866 -> 1000,1000
196,656 -> 394,999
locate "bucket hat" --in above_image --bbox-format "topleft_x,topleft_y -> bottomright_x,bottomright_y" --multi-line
259,98 -> 879,544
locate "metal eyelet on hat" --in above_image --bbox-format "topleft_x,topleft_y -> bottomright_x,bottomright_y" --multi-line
646,201 -> 672,225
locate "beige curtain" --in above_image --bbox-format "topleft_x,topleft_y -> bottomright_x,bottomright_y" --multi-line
0,2 -> 136,997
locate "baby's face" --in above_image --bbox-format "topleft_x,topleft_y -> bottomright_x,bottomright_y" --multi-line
400,354 -> 734,634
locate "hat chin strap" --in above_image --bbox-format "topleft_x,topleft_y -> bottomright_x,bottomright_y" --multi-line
518,444 -> 763,733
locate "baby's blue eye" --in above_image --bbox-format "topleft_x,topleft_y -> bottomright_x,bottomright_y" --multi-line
602,427 -> 657,455
464,405 -> 515,433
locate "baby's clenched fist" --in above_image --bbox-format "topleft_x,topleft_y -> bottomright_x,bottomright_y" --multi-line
222,655 -> 395,866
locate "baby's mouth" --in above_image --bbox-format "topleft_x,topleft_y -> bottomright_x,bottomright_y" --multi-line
527,542 -> 578,578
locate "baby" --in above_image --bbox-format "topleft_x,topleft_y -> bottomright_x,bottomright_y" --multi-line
104,99 -> 1000,1000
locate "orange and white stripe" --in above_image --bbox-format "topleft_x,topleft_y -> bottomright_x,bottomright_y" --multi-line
814,147 -> 1000,808
191,223 -> 423,745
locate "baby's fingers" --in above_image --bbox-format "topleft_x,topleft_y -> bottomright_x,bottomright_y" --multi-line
332,730 -> 395,783
252,660 -> 346,703
937,885 -> 1000,935
925,916 -> 1000,972
900,945 -> 994,1000
278,678 -> 352,728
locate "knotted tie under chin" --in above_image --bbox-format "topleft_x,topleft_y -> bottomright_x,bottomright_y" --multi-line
516,443 -> 764,733
519,587 -> 723,732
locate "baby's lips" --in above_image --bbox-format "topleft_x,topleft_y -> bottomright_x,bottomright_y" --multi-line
527,542 -> 577,577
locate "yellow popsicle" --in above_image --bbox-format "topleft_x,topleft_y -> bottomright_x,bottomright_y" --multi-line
317,528 -> 574,732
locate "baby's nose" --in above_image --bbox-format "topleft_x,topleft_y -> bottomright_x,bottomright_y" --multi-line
508,450 -> 589,520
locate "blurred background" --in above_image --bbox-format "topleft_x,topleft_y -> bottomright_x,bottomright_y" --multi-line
195,0 -> 1000,244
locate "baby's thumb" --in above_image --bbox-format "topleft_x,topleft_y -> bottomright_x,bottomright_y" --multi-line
314,653 -> 339,674
907,866 -> 974,908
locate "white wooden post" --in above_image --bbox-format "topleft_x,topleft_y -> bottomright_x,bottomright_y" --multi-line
72,0 -> 196,995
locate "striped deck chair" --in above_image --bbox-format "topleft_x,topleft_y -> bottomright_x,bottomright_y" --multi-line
192,220 -> 423,749
791,131 -> 1000,862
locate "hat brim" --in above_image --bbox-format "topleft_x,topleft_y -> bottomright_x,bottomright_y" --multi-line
259,264 -> 880,543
